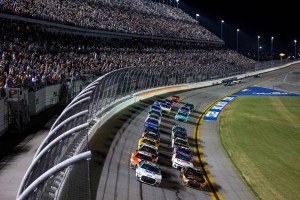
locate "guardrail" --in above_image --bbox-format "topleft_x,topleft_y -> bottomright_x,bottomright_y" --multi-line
17,60 -> 299,199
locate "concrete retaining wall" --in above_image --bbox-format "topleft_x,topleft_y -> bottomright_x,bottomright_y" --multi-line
0,99 -> 9,136
28,84 -> 61,115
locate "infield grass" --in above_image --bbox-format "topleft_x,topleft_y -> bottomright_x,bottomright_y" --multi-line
219,96 -> 300,200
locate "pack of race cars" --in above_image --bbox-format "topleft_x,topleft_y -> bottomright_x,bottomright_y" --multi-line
130,95 -> 206,190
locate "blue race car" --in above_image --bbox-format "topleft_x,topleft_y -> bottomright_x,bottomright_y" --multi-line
184,103 -> 194,112
154,99 -> 166,106
145,118 -> 159,130
149,104 -> 163,115
165,99 -> 174,107
178,106 -> 190,115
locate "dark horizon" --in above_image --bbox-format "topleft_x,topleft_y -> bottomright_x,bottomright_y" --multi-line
178,0 -> 299,60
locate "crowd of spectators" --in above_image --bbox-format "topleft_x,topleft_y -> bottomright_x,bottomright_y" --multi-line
0,0 -> 222,42
0,19 -> 256,91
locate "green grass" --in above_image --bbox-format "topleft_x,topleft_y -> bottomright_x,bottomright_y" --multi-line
219,96 -> 300,200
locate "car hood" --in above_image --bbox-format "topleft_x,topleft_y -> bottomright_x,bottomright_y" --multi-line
137,168 -> 161,179
174,158 -> 193,167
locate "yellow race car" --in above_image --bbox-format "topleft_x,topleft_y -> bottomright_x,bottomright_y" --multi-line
180,167 -> 206,190
138,137 -> 159,149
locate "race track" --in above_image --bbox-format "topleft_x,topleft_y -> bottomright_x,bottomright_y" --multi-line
89,63 -> 300,200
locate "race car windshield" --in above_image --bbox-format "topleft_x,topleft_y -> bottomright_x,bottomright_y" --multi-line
175,138 -> 188,146
147,119 -> 159,126
181,107 -> 189,112
174,126 -> 186,132
185,103 -> 193,108
143,139 -> 156,146
145,126 -> 159,134
166,99 -> 173,104
178,112 -> 188,117
144,133 -> 158,140
140,146 -> 157,156
149,115 -> 159,120
149,110 -> 161,116
136,153 -> 152,161
174,131 -> 186,138
176,153 -> 190,161
186,168 -> 203,177
142,163 -> 161,174
152,105 -> 161,110
161,104 -> 170,108
177,147 -> 191,155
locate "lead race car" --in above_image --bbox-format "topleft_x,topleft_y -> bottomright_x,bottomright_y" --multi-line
136,160 -> 162,186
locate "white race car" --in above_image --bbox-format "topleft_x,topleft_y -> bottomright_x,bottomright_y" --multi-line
146,114 -> 161,125
160,103 -> 171,114
172,152 -> 194,169
138,143 -> 159,162
136,160 -> 162,186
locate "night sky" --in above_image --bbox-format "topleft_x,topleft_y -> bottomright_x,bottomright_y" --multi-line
179,0 -> 299,60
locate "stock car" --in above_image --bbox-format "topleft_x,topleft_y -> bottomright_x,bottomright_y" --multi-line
138,143 -> 159,162
178,106 -> 191,114
184,103 -> 195,112
172,152 -> 194,169
138,137 -> 159,149
170,95 -> 181,102
172,136 -> 189,148
144,118 -> 159,130
165,99 -> 174,107
143,127 -> 160,141
136,160 -> 162,186
172,125 -> 187,137
172,125 -> 186,134
149,105 -> 162,116
154,98 -> 166,105
146,114 -> 161,125
172,129 -> 187,140
142,131 -> 160,143
130,150 -> 155,170
160,103 -> 171,114
173,146 -> 193,161
175,111 -> 189,122
149,104 -> 162,114
180,167 -> 206,190
149,109 -> 162,117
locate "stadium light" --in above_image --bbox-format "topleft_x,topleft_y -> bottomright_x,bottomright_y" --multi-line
221,20 -> 224,40
196,13 -> 200,23
271,36 -> 274,60
294,40 -> 297,59
176,0 -> 179,7
236,29 -> 240,52
257,36 -> 260,61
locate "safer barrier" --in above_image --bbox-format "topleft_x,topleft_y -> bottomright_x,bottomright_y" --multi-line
17,60 -> 300,199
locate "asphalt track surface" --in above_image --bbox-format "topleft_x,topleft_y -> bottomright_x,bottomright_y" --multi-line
89,63 -> 300,200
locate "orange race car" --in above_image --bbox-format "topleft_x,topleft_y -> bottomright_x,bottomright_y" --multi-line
170,95 -> 181,103
130,150 -> 156,170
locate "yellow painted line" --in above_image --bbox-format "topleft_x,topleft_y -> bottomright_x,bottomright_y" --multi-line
194,98 -> 224,200
193,76 -> 279,199
137,85 -> 188,97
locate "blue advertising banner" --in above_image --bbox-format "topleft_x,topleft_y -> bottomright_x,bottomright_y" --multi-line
204,87 -> 299,122
204,96 -> 236,121
233,87 -> 300,96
